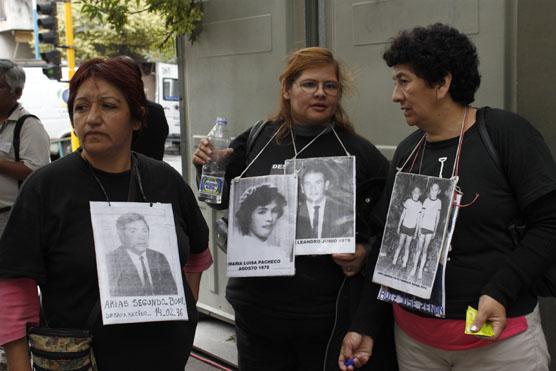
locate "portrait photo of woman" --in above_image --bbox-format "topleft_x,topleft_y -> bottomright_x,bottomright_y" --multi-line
235,183 -> 287,247
227,175 -> 297,277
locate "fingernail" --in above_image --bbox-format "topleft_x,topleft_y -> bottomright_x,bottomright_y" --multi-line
470,325 -> 478,332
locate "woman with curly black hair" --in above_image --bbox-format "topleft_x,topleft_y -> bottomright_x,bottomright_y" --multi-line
339,23 -> 556,371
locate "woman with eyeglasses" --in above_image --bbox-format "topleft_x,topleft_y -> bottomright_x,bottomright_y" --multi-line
193,47 -> 396,370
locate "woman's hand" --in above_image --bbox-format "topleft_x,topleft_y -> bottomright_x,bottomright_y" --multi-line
332,244 -> 367,277
338,331 -> 373,370
471,294 -> 507,340
192,138 -> 233,166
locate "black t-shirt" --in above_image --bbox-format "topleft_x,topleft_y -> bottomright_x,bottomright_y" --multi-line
0,151 -> 209,370
223,121 -> 389,318
380,107 -> 556,318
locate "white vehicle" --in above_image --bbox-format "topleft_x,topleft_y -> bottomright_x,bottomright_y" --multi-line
19,66 -> 72,155
155,62 -> 180,139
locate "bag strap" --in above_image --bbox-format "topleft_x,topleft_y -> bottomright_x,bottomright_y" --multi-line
13,114 -> 38,162
476,107 -> 503,173
13,114 -> 38,188
245,119 -> 266,161
87,300 -> 101,329
477,108 -> 526,239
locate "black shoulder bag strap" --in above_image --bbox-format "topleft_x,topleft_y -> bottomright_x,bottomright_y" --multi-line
476,108 -> 502,171
13,114 -> 39,188
245,119 -> 267,161
13,114 -> 39,162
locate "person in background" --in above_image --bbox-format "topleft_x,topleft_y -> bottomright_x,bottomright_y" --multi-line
0,57 -> 212,371
0,59 -> 50,235
193,47 -> 396,370
339,23 -> 556,371
0,60 -> 50,370
116,56 -> 170,160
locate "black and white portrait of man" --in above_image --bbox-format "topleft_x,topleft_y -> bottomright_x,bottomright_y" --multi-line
106,212 -> 177,297
296,161 -> 353,239
286,156 -> 356,255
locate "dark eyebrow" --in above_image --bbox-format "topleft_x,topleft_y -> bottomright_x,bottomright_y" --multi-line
393,72 -> 410,80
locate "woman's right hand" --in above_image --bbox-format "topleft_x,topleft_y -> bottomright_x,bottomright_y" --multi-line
192,138 -> 234,166
338,331 -> 373,370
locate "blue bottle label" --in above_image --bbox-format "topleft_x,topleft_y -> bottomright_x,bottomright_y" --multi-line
199,175 -> 224,196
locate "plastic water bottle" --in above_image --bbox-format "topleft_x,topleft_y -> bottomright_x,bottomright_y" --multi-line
198,117 -> 230,204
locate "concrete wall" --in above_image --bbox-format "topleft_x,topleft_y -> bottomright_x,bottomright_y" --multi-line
515,2 -> 556,369
0,0 -> 33,32
180,4 -> 556,366
180,0 -> 306,322
0,0 -> 36,60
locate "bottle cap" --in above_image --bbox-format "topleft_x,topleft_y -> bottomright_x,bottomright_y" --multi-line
216,117 -> 228,125
344,358 -> 355,367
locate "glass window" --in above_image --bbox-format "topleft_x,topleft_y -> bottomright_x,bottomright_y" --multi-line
163,78 -> 179,101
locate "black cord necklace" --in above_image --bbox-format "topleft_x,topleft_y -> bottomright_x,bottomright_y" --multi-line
83,152 -> 148,205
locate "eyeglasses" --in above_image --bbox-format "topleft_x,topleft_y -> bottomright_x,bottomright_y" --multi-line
296,80 -> 339,96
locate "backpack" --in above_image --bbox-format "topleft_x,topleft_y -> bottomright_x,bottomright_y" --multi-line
476,107 -> 556,297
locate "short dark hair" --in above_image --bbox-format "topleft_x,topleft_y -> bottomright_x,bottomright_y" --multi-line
116,213 -> 149,231
300,162 -> 332,184
113,55 -> 143,78
235,184 -> 287,235
68,57 -> 147,128
383,23 -> 481,105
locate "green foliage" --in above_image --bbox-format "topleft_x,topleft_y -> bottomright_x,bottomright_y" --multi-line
77,0 -> 203,44
57,2 -> 180,63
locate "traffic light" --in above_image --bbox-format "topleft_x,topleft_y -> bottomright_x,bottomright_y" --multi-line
37,1 -> 58,45
36,1 -> 61,80
42,50 -> 62,80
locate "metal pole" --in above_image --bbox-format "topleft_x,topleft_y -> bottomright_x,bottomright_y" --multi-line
64,1 -> 75,78
63,0 -> 79,151
31,0 -> 41,59
304,0 -> 319,47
